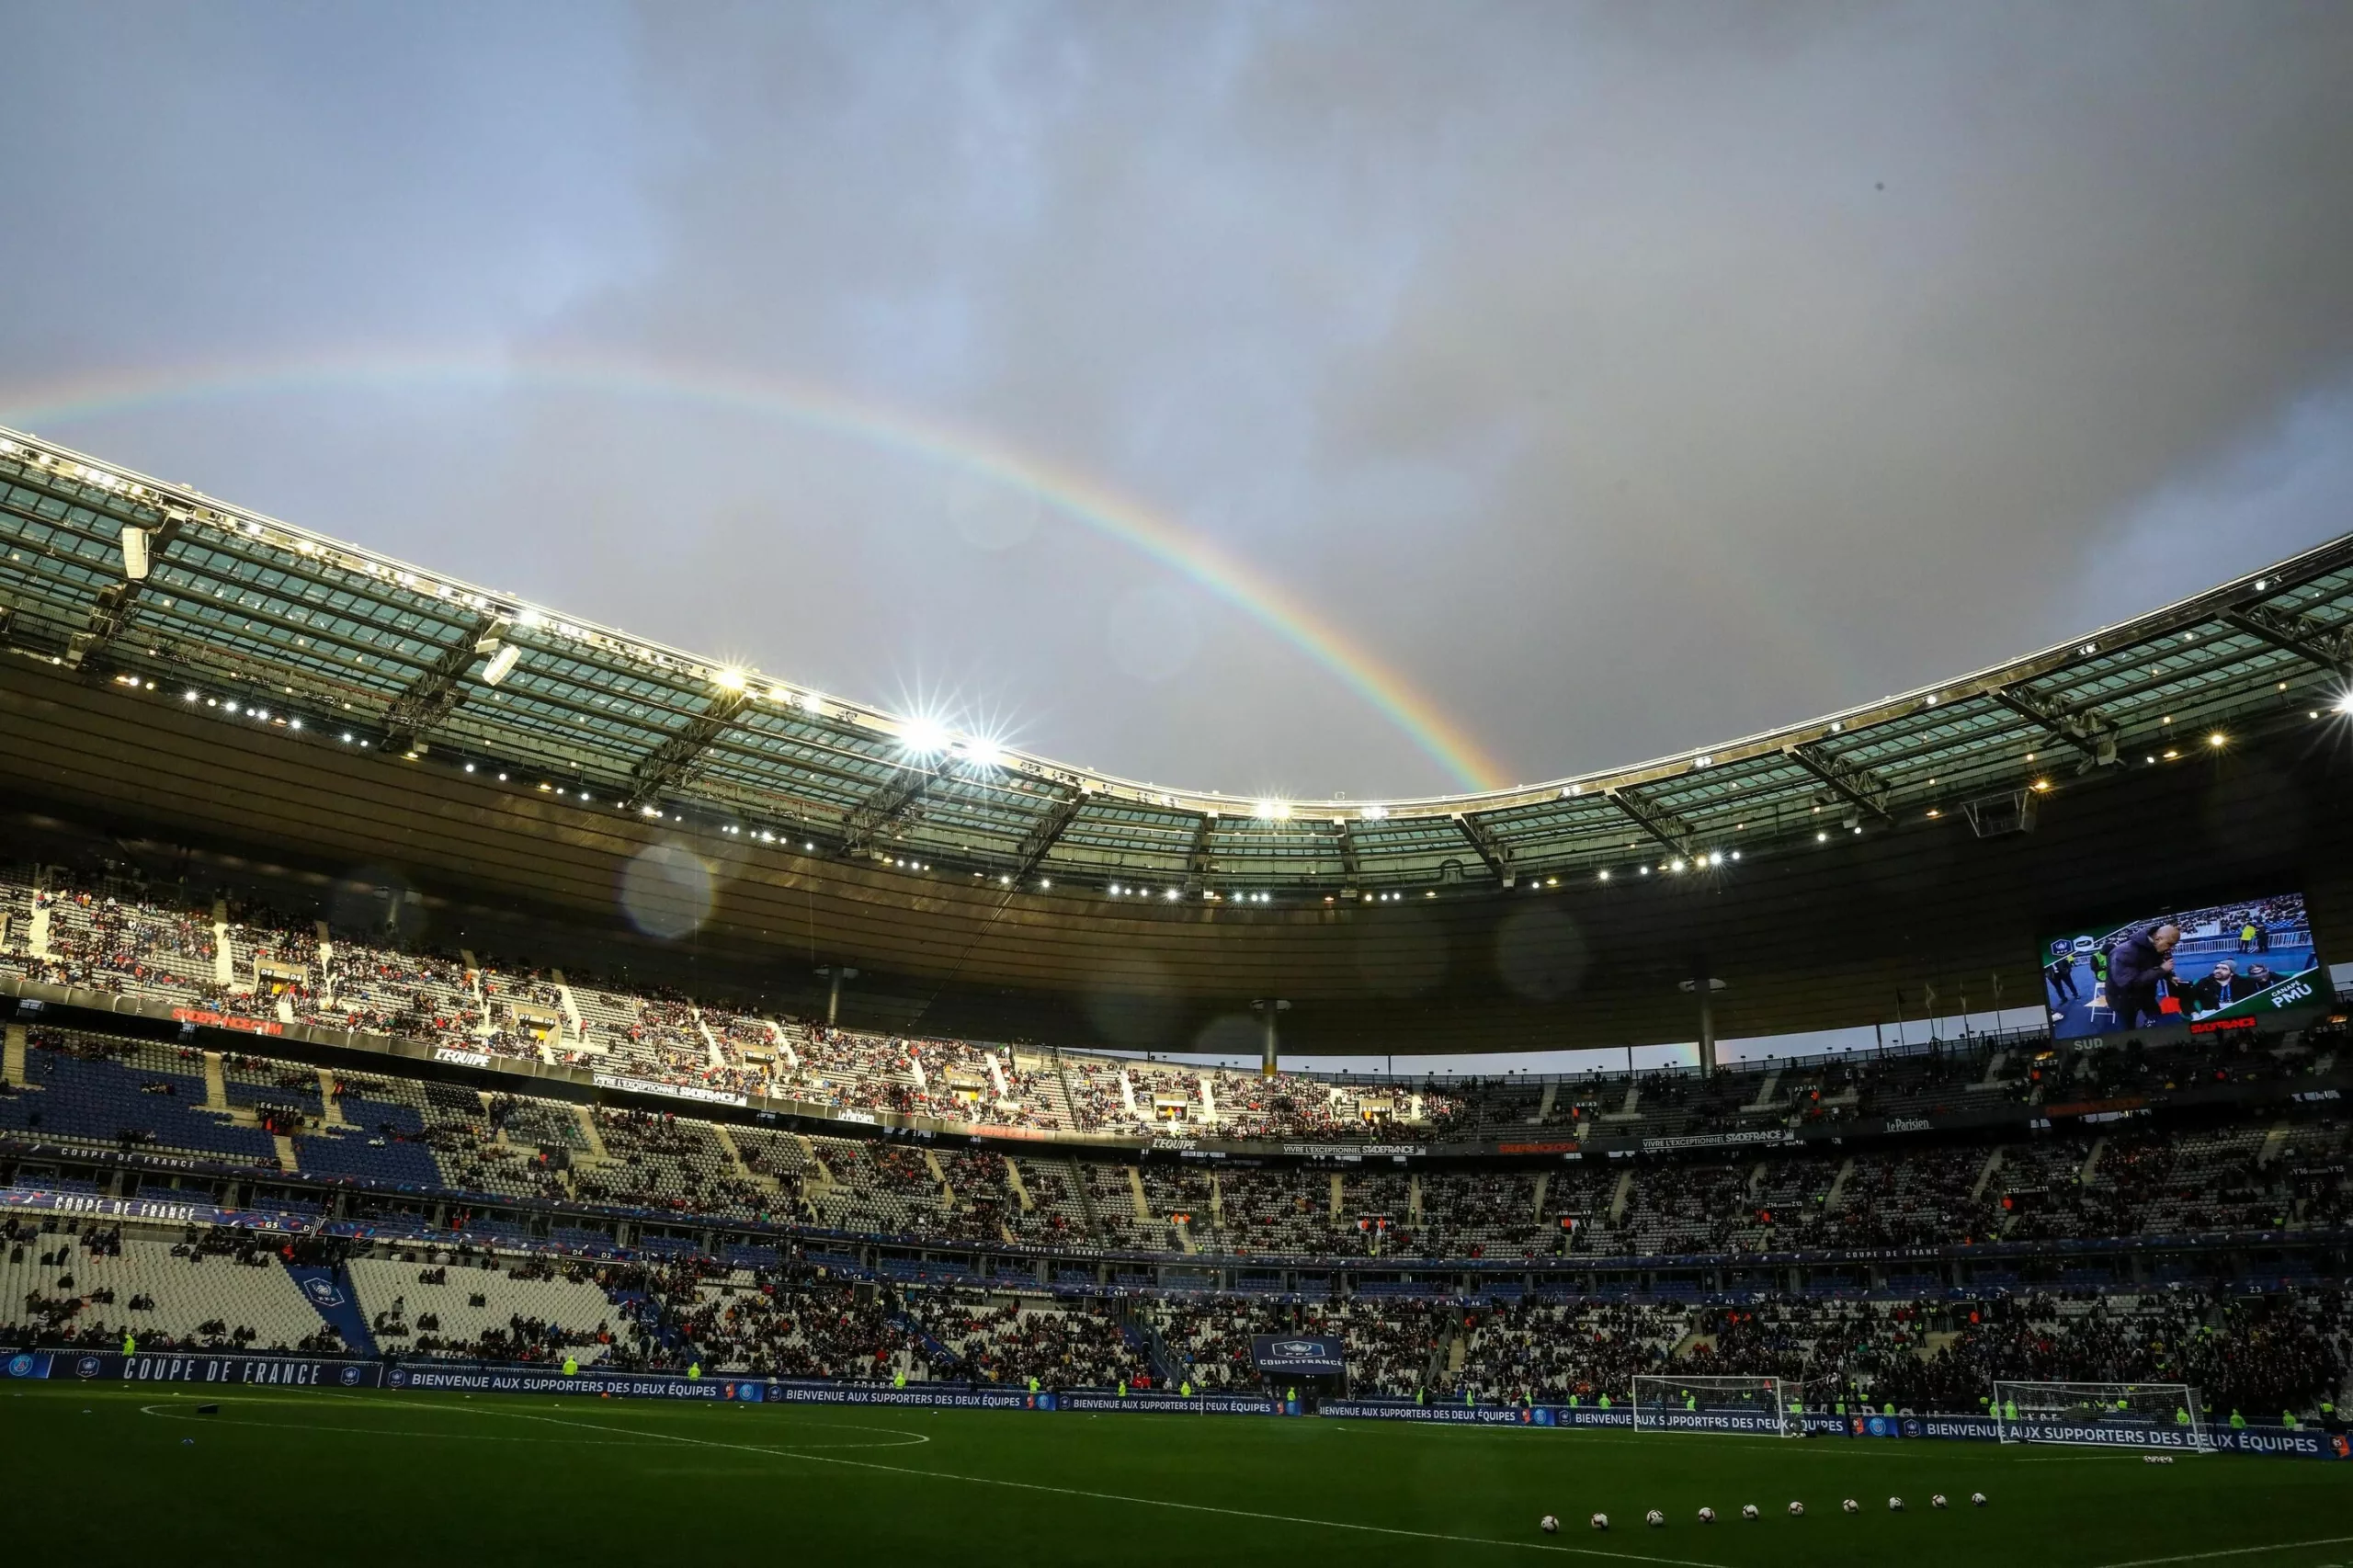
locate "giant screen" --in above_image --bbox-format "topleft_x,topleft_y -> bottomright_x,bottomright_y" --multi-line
2041,892 -> 2321,1041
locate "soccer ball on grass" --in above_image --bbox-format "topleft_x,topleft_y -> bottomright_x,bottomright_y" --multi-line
1740,1505 -> 1759,1520
1697,1507 -> 1715,1524
1540,1516 -> 1559,1535
1645,1510 -> 1665,1528
1788,1501 -> 1806,1517
1589,1513 -> 1608,1531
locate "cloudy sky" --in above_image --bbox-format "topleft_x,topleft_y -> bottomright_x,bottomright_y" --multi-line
5,1 -> 2350,803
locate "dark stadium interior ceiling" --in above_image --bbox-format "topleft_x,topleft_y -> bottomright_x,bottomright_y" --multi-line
4,6 -> 2352,806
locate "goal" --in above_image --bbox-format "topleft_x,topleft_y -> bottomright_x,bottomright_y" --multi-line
1631,1374 -> 1801,1437
1991,1381 -> 2211,1452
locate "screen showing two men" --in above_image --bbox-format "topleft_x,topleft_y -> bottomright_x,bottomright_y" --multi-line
2042,892 -> 2321,1041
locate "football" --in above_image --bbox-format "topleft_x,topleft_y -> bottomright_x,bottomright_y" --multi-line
1645,1510 -> 1665,1528
1843,1499 -> 1860,1514
1789,1502 -> 1806,1517
1697,1507 -> 1716,1524
1741,1505 -> 1760,1520
1590,1513 -> 1608,1531
1932,1494 -> 1949,1509
1889,1496 -> 1905,1511
1972,1493 -> 1989,1507
1540,1516 -> 1559,1534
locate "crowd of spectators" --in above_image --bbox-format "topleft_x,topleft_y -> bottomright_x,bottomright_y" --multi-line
8,866 -> 2341,1160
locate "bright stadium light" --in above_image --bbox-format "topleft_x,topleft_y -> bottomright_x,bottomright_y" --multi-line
2207,731 -> 2227,748
898,715 -> 951,757
1254,800 -> 1290,821
957,735 -> 1006,769
2336,691 -> 2353,715
713,666 -> 748,693
1359,803 -> 1389,820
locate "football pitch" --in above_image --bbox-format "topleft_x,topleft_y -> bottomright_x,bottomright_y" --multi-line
5,1384 -> 2347,1567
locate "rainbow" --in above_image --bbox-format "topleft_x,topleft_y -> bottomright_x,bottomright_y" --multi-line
0,348 -> 1512,792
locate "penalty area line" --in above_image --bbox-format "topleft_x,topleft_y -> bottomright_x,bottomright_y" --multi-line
2093,1537 -> 2353,1567
494,1408 -> 1732,1567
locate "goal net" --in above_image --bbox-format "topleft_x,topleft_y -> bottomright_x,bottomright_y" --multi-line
1991,1381 -> 2211,1452
1631,1374 -> 1800,1437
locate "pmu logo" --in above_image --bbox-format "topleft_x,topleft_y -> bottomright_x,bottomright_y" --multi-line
301,1278 -> 347,1309
2268,978 -> 2314,1008
75,1355 -> 104,1380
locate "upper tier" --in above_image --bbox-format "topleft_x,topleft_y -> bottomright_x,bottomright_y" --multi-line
4,866 -> 2341,1159
6,426 -> 2353,1055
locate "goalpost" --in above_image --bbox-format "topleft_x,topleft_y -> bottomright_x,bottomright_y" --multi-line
1991,1381 -> 2211,1453
1631,1374 -> 1803,1437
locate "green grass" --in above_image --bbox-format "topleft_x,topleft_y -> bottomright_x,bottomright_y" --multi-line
4,1383 -> 2347,1567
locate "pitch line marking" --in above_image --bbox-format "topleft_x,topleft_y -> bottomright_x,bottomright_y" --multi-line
314,1389 -> 934,1449
485,1406 -> 1733,1567
2092,1539 -> 2353,1568
137,1397 -> 931,1451
135,1403 -> 663,1445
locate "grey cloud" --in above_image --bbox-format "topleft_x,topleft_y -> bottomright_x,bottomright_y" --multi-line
3,1 -> 2348,800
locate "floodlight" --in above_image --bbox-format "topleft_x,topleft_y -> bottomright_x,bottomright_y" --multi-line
899,715 -> 951,757
481,643 -> 522,687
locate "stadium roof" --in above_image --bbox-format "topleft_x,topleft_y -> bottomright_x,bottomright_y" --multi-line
3,423 -> 2350,905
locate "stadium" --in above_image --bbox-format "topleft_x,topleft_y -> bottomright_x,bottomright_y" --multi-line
2,412 -> 2350,1566
10,11 -> 2353,1560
